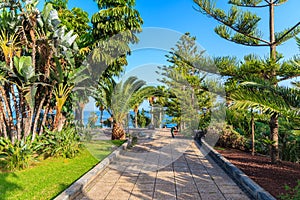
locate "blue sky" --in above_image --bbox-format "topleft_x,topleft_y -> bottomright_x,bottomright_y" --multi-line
64,0 -> 300,59
42,0 -> 300,111
66,0 -> 300,83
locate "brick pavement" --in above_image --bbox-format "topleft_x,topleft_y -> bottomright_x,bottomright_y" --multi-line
76,129 -> 250,200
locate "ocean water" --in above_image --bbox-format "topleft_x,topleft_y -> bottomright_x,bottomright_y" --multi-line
83,110 -> 174,128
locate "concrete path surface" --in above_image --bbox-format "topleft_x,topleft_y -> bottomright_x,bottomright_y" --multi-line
76,129 -> 250,200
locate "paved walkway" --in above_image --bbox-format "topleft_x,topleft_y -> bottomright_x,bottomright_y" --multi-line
77,129 -> 250,200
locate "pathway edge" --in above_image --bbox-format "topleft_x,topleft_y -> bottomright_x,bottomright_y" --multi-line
194,140 -> 276,200
54,140 -> 129,200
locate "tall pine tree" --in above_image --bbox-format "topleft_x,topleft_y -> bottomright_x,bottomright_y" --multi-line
194,0 -> 300,163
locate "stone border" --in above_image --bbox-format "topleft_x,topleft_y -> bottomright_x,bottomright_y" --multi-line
195,140 -> 276,200
54,141 -> 129,200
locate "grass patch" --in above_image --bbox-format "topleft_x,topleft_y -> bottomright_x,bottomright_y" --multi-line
111,140 -> 126,147
214,146 -> 226,151
0,140 -> 119,200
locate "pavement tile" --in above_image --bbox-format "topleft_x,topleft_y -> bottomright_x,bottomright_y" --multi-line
129,191 -> 153,200
118,175 -> 138,183
114,182 -> 135,189
153,191 -> 176,200
177,192 -> 201,200
155,183 -> 175,192
223,193 -> 251,200
106,188 -> 132,200
155,178 -> 174,185
200,192 -> 226,200
176,183 -> 198,193
77,130 -> 251,200
134,183 -> 155,191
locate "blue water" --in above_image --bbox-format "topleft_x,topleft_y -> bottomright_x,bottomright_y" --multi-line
83,110 -> 174,128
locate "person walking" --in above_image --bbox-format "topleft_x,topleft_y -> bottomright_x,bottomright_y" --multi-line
170,125 -> 178,138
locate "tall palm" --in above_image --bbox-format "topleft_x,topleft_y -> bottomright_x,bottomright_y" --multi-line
110,76 -> 156,139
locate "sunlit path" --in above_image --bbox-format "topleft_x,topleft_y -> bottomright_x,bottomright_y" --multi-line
76,129 -> 250,200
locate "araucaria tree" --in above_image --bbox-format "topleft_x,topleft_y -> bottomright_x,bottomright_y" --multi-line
194,0 -> 300,163
158,33 -> 212,132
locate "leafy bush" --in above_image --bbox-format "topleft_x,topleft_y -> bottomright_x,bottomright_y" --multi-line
217,125 -> 248,151
281,131 -> 300,163
36,127 -> 82,159
279,180 -> 300,200
130,109 -> 151,128
87,112 -> 98,128
0,137 -> 34,170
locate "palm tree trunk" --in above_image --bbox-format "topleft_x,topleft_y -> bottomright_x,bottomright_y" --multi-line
39,89 -> 53,135
100,109 -> 103,127
31,94 -> 46,142
10,86 -> 21,139
0,86 -> 14,138
0,101 -> 8,138
112,122 -> 126,140
134,109 -> 138,128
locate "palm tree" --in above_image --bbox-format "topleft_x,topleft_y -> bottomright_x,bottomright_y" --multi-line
229,76 -> 300,156
98,76 -> 156,140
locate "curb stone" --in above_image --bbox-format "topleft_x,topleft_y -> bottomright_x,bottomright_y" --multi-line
54,141 -> 129,200
195,140 -> 276,200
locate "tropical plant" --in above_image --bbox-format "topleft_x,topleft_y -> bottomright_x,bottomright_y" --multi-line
130,109 -> 151,128
111,77 -> 157,139
36,126 -> 82,159
87,112 -> 98,128
0,137 -> 34,170
194,0 -> 300,163
91,0 -> 143,79
216,124 -> 248,151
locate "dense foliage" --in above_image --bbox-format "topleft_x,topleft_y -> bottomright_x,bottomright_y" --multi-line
194,0 -> 300,163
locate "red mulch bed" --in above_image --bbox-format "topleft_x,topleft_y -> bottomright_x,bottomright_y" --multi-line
215,148 -> 300,199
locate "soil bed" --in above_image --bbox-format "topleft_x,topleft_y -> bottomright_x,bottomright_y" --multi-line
216,148 -> 300,199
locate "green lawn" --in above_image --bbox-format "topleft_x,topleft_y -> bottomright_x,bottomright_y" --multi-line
0,140 -> 121,200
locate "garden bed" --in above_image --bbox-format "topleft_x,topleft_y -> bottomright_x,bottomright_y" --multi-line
0,140 -> 120,200
215,147 -> 300,199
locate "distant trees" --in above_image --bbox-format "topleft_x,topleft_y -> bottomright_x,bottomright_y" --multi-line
158,33 -> 212,133
194,0 -> 300,163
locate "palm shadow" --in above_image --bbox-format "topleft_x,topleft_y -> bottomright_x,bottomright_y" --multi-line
0,171 -> 22,200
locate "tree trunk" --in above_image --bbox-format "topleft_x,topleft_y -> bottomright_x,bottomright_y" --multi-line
39,89 -> 53,135
269,1 -> 279,164
31,94 -> 46,142
0,101 -> 8,138
270,114 -> 279,163
134,109 -> 138,128
0,86 -> 14,138
112,122 -> 126,140
100,109 -> 103,127
10,86 -> 21,139
75,102 -> 85,126
251,111 -> 255,156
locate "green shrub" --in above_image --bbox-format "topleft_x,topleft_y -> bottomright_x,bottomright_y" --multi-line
0,137 -> 34,171
279,180 -> 300,200
281,132 -> 300,163
217,125 -> 248,151
36,127 -> 82,159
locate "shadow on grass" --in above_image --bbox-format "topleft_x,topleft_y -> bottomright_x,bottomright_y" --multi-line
51,183 -> 69,200
0,170 -> 22,200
